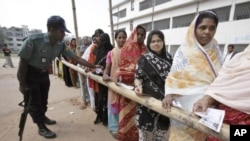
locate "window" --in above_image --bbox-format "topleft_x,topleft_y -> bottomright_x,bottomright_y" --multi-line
131,0 -> 134,11
8,43 -> 14,46
6,32 -> 13,36
140,0 -> 152,11
139,0 -> 171,11
17,44 -> 22,46
154,18 -> 170,30
172,13 -> 195,28
213,6 -> 231,22
6,37 -> 13,41
113,9 -> 127,19
234,2 -> 250,20
140,22 -> 152,32
15,33 -> 23,37
234,44 -> 248,52
130,21 -> 133,31
155,0 -> 171,6
119,9 -> 127,18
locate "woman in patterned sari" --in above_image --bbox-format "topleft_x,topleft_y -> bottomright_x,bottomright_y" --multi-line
162,10 -> 223,141
116,25 -> 146,141
193,44 -> 250,141
134,30 -> 173,141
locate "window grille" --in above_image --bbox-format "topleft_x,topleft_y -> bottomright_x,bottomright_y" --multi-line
139,0 -> 171,11
234,2 -> 250,20
213,6 -> 231,22
140,22 -> 152,32
172,13 -> 195,28
154,18 -> 170,30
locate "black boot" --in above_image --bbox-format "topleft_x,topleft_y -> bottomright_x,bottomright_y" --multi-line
44,116 -> 56,125
37,122 -> 56,139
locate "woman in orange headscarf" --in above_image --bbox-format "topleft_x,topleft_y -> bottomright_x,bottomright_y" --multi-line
162,10 -> 223,141
116,25 -> 146,141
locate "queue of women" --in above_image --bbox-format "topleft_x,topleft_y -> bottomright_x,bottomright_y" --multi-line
73,10 -> 249,141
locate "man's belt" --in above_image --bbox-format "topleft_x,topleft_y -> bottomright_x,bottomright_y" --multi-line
28,65 -> 48,74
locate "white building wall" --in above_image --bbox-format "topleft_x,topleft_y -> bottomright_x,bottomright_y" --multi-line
112,0 -> 250,54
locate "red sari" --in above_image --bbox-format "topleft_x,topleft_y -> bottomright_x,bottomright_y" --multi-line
207,104 -> 250,141
116,26 -> 146,141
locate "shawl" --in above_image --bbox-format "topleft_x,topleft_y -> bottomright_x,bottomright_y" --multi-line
206,44 -> 250,114
165,14 -> 223,96
109,47 -> 122,104
87,43 -> 98,91
136,52 -> 172,99
117,26 -> 146,84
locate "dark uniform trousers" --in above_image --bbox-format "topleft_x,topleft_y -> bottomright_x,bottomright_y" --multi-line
27,65 -> 50,123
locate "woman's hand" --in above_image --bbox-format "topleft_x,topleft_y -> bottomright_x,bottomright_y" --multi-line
102,74 -> 112,82
162,94 -> 175,112
134,84 -> 143,96
193,95 -> 213,113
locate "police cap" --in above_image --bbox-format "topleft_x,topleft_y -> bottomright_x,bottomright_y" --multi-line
47,16 -> 71,33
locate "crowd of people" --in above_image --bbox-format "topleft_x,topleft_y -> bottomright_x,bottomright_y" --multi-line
16,10 -> 249,141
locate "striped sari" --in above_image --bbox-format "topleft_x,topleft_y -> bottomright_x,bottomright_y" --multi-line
116,26 -> 146,141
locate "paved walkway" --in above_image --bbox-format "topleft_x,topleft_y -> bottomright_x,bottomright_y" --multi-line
0,57 -> 116,141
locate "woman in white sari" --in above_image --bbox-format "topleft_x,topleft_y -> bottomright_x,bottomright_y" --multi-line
162,10 -> 223,141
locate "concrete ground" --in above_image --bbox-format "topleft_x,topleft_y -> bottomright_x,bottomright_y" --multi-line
0,57 -> 116,141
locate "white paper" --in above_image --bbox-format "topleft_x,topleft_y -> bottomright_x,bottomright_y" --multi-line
95,68 -> 103,74
172,100 -> 182,108
195,108 -> 225,132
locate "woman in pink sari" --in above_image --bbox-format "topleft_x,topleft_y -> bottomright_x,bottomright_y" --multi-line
103,29 -> 127,139
193,44 -> 250,141
116,25 -> 146,141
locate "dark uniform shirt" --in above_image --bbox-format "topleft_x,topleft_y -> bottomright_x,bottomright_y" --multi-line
18,33 -> 75,70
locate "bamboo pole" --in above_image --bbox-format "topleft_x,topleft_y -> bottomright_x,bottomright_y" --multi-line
109,0 -> 115,46
61,59 -> 230,141
71,0 -> 80,57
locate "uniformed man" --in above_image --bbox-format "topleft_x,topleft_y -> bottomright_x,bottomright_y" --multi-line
17,15 -> 101,139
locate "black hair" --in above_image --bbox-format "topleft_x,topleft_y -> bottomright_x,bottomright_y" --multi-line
136,25 -> 146,34
195,10 -> 219,29
146,30 -> 167,59
228,44 -> 234,49
94,33 -> 113,65
114,29 -> 127,39
94,29 -> 104,36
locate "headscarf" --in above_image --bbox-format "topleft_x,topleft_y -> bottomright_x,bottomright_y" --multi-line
117,25 -> 147,84
165,11 -> 223,96
206,44 -> 250,114
94,33 -> 113,66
